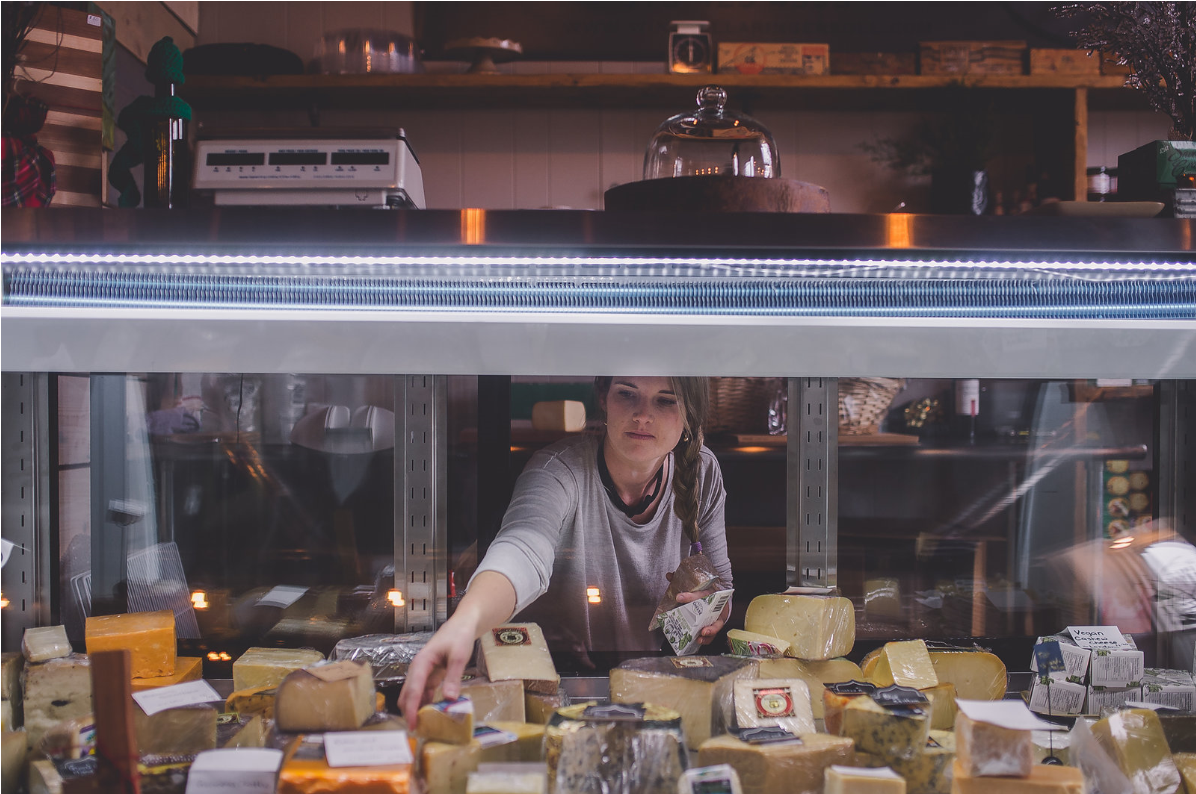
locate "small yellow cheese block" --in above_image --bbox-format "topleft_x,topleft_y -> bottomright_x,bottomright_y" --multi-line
870,640 -> 938,690
950,760 -> 1083,794
697,732 -> 854,794
418,699 -> 475,745
481,722 -> 546,762
226,684 -> 277,720
85,610 -> 176,678
233,647 -> 325,691
744,595 -> 855,661
22,626 -> 72,663
920,683 -> 957,731
825,764 -> 907,794
842,694 -> 930,761
278,735 -> 413,794
1174,753 -> 1196,794
955,710 -> 1032,777
131,656 -> 203,692
1091,708 -> 1182,794
822,689 -> 865,736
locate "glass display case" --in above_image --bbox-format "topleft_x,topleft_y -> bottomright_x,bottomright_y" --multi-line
2,207 -> 1194,681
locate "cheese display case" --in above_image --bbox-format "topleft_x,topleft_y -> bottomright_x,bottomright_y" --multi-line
1,207 -> 1194,793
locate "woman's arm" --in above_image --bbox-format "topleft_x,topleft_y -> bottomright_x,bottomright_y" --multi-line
398,570 -> 517,727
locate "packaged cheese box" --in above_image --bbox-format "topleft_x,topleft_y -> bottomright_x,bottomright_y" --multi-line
1141,668 -> 1196,712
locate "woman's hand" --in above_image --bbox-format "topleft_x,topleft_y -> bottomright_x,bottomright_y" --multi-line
674,589 -> 731,645
399,614 -> 477,728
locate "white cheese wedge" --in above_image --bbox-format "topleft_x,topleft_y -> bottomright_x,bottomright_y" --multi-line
274,660 -> 375,732
233,646 -> 325,691
954,710 -> 1032,777
531,401 -> 586,433
825,764 -> 906,794
743,595 -> 855,661
22,626 -> 72,663
733,678 -> 816,734
477,624 -> 559,695
869,641 -> 938,690
610,656 -> 758,749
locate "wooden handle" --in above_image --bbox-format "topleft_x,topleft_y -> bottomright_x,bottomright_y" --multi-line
91,649 -> 141,794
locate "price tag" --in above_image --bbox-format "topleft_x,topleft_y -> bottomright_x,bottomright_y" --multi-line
956,699 -> 1067,731
826,680 -> 878,696
323,731 -> 413,768
1067,626 -> 1128,649
257,586 -> 308,608
582,703 -> 646,722
132,680 -> 222,716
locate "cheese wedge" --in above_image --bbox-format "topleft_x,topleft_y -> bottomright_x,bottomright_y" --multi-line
928,649 -> 1006,701
950,760 -> 1083,794
744,595 -> 855,661
480,723 -> 546,762
226,685 -> 277,720
823,689 -> 868,737
525,690 -> 567,725
424,741 -> 483,794
275,660 -> 376,732
733,678 -> 816,734
891,731 -> 956,794
610,656 -> 758,749
954,710 -> 1032,777
433,677 -> 526,723
1091,708 -> 1182,794
679,765 -> 744,794
134,703 -> 218,756
233,647 -> 325,691
477,624 -> 559,695
419,699 -> 475,745
85,610 -> 176,678
221,713 -> 268,749
825,764 -> 906,794
870,641 -> 938,690
697,732 -> 854,794
131,656 -> 203,692
22,626 -> 72,663
842,694 -> 930,761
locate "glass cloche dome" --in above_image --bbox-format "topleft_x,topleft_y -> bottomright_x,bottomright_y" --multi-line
643,86 -> 780,180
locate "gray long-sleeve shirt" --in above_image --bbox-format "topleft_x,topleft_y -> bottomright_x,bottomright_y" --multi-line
471,433 -> 731,653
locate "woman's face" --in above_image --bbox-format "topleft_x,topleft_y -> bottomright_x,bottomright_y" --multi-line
601,377 -> 686,465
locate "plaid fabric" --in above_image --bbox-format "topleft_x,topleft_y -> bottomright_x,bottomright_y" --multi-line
1,134 -> 57,207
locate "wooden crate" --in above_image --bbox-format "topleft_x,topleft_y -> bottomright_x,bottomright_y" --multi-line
832,52 -> 918,75
1030,49 -> 1101,75
919,40 -> 1026,75
718,42 -> 830,75
13,5 -> 110,207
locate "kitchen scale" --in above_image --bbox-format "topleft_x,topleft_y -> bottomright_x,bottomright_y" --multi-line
193,127 -> 425,209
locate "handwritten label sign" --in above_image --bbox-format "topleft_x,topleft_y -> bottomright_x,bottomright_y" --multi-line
132,680 -> 222,716
1068,626 -> 1128,650
323,731 -> 413,768
257,586 -> 308,609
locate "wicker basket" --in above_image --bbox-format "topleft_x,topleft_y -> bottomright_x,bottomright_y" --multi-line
705,377 -> 776,435
838,378 -> 905,435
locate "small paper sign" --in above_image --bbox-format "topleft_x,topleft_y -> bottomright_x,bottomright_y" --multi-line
258,586 -> 308,608
307,660 -> 367,683
323,731 -> 413,768
0,539 -> 13,567
1068,626 -> 1128,650
583,703 -> 645,722
956,699 -> 1067,731
132,680 -> 222,716
830,766 -> 900,779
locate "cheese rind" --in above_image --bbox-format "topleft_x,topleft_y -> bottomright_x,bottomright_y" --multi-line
134,703 -> 218,756
842,695 -> 930,761
870,641 -> 938,690
697,732 -> 854,794
233,646 -> 325,691
949,759 -> 1083,794
954,711 -> 1032,777
545,702 -> 686,794
275,660 -> 376,732
23,655 -> 93,747
477,624 -> 559,695
1091,708 -> 1182,794
131,656 -> 203,692
278,735 -> 412,794
419,699 -> 475,745
744,595 -> 855,661
825,764 -> 906,794
84,610 -> 176,678
733,678 -> 816,735
927,650 -> 1006,701
434,678 -> 527,723
610,656 -> 758,749
226,684 -> 277,720
22,626 -> 72,663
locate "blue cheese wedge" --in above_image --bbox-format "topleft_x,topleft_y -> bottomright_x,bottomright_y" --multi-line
841,691 -> 930,761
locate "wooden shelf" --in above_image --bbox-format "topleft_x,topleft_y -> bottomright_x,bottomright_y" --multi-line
183,72 -> 1136,112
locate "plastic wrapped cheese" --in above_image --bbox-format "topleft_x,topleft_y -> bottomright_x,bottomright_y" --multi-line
132,656 -> 203,692
920,647 -> 1006,701
954,710 -> 1032,777
545,702 -> 688,794
419,698 -> 475,745
841,687 -> 931,761
277,734 -> 413,794
1090,708 -> 1182,794
1172,753 -> 1196,794
678,765 -> 743,794
733,678 -> 816,735
434,676 -> 527,723
226,685 -> 277,720
23,655 -> 93,747
727,630 -> 791,659
825,764 -> 906,794
22,626 -> 72,663
869,641 -> 938,690
331,632 -> 434,681
755,659 -> 861,721
950,759 -> 1083,794
84,610 -> 176,678
920,684 -> 956,731
233,647 -> 325,691
478,624 -> 559,695
743,595 -> 854,661
275,660 -> 376,732
651,553 -> 721,630
696,730 -> 854,794
35,714 -> 95,761
610,656 -> 758,750
424,725 -> 547,794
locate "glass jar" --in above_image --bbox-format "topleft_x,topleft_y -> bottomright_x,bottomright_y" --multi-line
643,86 -> 780,180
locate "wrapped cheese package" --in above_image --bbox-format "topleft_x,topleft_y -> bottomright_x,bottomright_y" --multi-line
1090,708 -> 1181,794
744,595 -> 855,661
423,724 -> 546,794
610,656 -> 758,749
545,702 -> 688,794
331,632 -> 434,681
649,553 -> 721,630
1068,716 -> 1132,794
526,688 -> 568,725
434,676 -> 527,723
697,729 -> 854,794
478,624 -> 559,695
754,659 -> 861,721
733,678 -> 816,735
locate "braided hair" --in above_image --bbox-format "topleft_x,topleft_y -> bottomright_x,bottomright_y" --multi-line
594,376 -> 710,545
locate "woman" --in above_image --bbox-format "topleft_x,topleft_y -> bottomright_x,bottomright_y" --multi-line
400,376 -> 732,721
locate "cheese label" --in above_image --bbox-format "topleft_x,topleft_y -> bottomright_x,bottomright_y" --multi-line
671,657 -> 713,668
826,680 -> 877,695
493,627 -> 530,646
472,725 -> 518,748
753,687 -> 796,718
432,698 -> 474,717
132,679 -> 222,716
871,684 -> 928,717
731,638 -> 783,657
323,730 -> 413,768
687,767 -> 739,794
1034,641 -> 1067,676
307,661 -> 365,683
582,703 -> 646,722
1068,626 -> 1128,649
732,726 -> 801,745
695,780 -> 736,794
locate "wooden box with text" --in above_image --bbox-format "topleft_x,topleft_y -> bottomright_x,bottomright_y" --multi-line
718,43 -> 830,75
919,40 -> 1026,75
